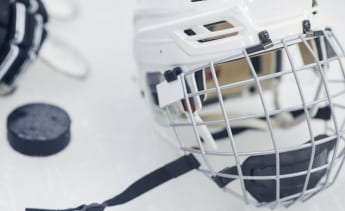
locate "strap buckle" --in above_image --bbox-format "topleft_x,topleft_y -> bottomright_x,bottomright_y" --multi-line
80,203 -> 107,211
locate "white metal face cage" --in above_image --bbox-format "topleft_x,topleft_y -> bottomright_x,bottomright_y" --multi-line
150,29 -> 345,208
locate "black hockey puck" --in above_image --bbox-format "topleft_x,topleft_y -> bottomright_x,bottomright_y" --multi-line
7,103 -> 71,156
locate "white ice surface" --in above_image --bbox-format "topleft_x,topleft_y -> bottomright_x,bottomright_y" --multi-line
1,0 -> 345,210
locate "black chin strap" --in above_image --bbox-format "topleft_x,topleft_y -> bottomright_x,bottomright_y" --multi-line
26,154 -> 200,211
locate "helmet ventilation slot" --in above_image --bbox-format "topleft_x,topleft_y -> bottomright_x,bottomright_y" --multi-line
199,21 -> 239,43
184,29 -> 197,36
198,32 -> 238,43
204,21 -> 233,32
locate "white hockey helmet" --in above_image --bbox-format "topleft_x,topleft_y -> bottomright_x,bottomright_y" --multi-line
134,0 -> 345,207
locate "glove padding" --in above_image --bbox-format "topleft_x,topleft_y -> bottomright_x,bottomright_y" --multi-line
0,0 -> 48,94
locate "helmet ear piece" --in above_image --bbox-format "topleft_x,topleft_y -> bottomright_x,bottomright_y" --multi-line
146,69 -> 204,114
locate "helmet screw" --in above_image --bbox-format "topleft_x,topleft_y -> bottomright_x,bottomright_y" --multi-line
303,20 -> 314,37
303,20 -> 311,33
259,30 -> 270,43
258,30 -> 273,49
164,67 -> 183,83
